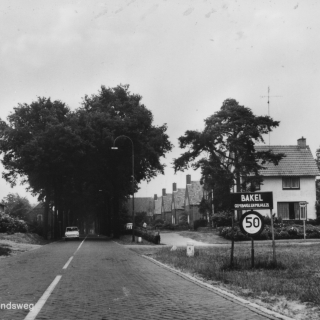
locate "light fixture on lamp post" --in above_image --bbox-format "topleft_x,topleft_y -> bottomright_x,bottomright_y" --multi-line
112,135 -> 135,242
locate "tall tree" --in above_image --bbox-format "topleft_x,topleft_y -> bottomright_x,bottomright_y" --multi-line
2,193 -> 32,220
78,84 -> 172,235
0,85 -> 172,238
174,98 -> 284,210
0,97 -> 78,238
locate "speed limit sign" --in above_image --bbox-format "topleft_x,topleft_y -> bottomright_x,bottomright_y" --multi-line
239,211 -> 265,237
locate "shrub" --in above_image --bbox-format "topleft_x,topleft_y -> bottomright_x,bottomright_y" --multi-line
218,221 -> 320,241
153,219 -> 164,229
308,218 -> 320,225
263,216 -> 282,226
0,213 -> 28,233
258,230 -> 270,240
212,211 -> 233,227
134,227 -> 161,244
163,222 -> 175,230
219,226 -> 250,241
175,222 -> 190,231
193,219 -> 207,230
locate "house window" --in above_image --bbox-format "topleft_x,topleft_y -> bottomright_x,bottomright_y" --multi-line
282,177 -> 300,189
278,202 -> 299,220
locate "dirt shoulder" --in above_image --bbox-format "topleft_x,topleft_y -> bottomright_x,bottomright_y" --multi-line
0,232 -> 52,258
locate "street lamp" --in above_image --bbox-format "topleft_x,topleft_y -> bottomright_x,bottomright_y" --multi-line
112,135 -> 135,242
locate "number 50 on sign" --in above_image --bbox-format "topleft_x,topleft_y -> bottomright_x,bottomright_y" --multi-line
239,211 -> 265,237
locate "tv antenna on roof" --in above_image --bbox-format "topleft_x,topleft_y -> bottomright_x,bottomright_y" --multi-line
261,86 -> 282,146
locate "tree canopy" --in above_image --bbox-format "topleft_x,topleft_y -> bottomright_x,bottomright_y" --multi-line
0,85 -> 172,238
174,98 -> 284,209
1,193 -> 32,220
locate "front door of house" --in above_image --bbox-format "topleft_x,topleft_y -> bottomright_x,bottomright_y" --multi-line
289,203 -> 295,220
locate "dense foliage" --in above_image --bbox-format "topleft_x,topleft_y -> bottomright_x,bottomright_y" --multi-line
174,99 -> 284,210
219,223 -> 320,241
2,193 -> 32,220
193,219 -> 208,230
134,227 -> 161,244
0,213 -> 28,233
0,85 -> 172,238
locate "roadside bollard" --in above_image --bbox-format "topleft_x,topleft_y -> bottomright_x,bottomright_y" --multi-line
186,242 -> 194,257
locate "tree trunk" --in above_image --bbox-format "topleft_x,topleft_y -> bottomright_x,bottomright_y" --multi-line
43,195 -> 49,240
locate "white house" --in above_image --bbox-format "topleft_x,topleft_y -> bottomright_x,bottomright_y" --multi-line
254,137 -> 320,220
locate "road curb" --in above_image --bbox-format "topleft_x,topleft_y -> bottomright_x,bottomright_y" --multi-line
142,255 -> 294,320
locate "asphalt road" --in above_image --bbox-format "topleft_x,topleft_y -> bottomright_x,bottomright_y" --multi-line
0,239 -> 282,320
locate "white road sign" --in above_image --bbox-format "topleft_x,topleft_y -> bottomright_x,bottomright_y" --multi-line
239,211 -> 264,236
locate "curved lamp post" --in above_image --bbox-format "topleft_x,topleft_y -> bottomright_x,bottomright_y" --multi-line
112,135 -> 135,242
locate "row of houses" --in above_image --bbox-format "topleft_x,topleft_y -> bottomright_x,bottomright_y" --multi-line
127,137 -> 320,224
127,174 -> 209,226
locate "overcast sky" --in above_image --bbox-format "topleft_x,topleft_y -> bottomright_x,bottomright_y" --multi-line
0,0 -> 319,204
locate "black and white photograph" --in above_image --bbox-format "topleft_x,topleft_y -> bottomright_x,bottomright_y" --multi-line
0,1 -> 320,319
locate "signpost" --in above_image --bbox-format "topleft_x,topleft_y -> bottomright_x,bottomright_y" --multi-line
299,202 -> 308,240
239,211 -> 264,268
229,192 -> 276,267
229,192 -> 273,210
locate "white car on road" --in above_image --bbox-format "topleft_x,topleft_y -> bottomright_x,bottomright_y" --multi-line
65,226 -> 80,241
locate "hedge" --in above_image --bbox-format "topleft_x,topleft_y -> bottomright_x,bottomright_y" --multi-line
219,223 -> 320,241
134,227 -> 161,244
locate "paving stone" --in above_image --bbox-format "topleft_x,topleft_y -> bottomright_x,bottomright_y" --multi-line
0,240 -> 282,320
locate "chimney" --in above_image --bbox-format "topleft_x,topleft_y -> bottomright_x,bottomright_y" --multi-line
173,183 -> 177,192
186,174 -> 191,185
297,137 -> 306,148
154,194 -> 157,200
162,188 -> 166,196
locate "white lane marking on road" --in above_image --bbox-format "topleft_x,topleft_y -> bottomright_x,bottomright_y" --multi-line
62,256 -> 73,269
24,275 -> 62,320
74,236 -> 87,255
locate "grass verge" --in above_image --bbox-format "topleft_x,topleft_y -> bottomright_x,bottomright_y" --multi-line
177,230 -> 230,244
152,244 -> 320,306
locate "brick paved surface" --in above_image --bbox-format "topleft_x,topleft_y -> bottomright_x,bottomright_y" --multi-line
0,240 -> 281,320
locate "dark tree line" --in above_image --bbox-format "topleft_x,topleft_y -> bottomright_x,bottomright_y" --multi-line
0,85 -> 172,239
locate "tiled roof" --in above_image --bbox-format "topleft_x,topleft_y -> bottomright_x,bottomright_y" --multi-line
154,197 -> 162,215
172,188 -> 185,210
255,145 -> 320,176
162,194 -> 172,213
126,197 -> 154,215
186,181 -> 204,205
